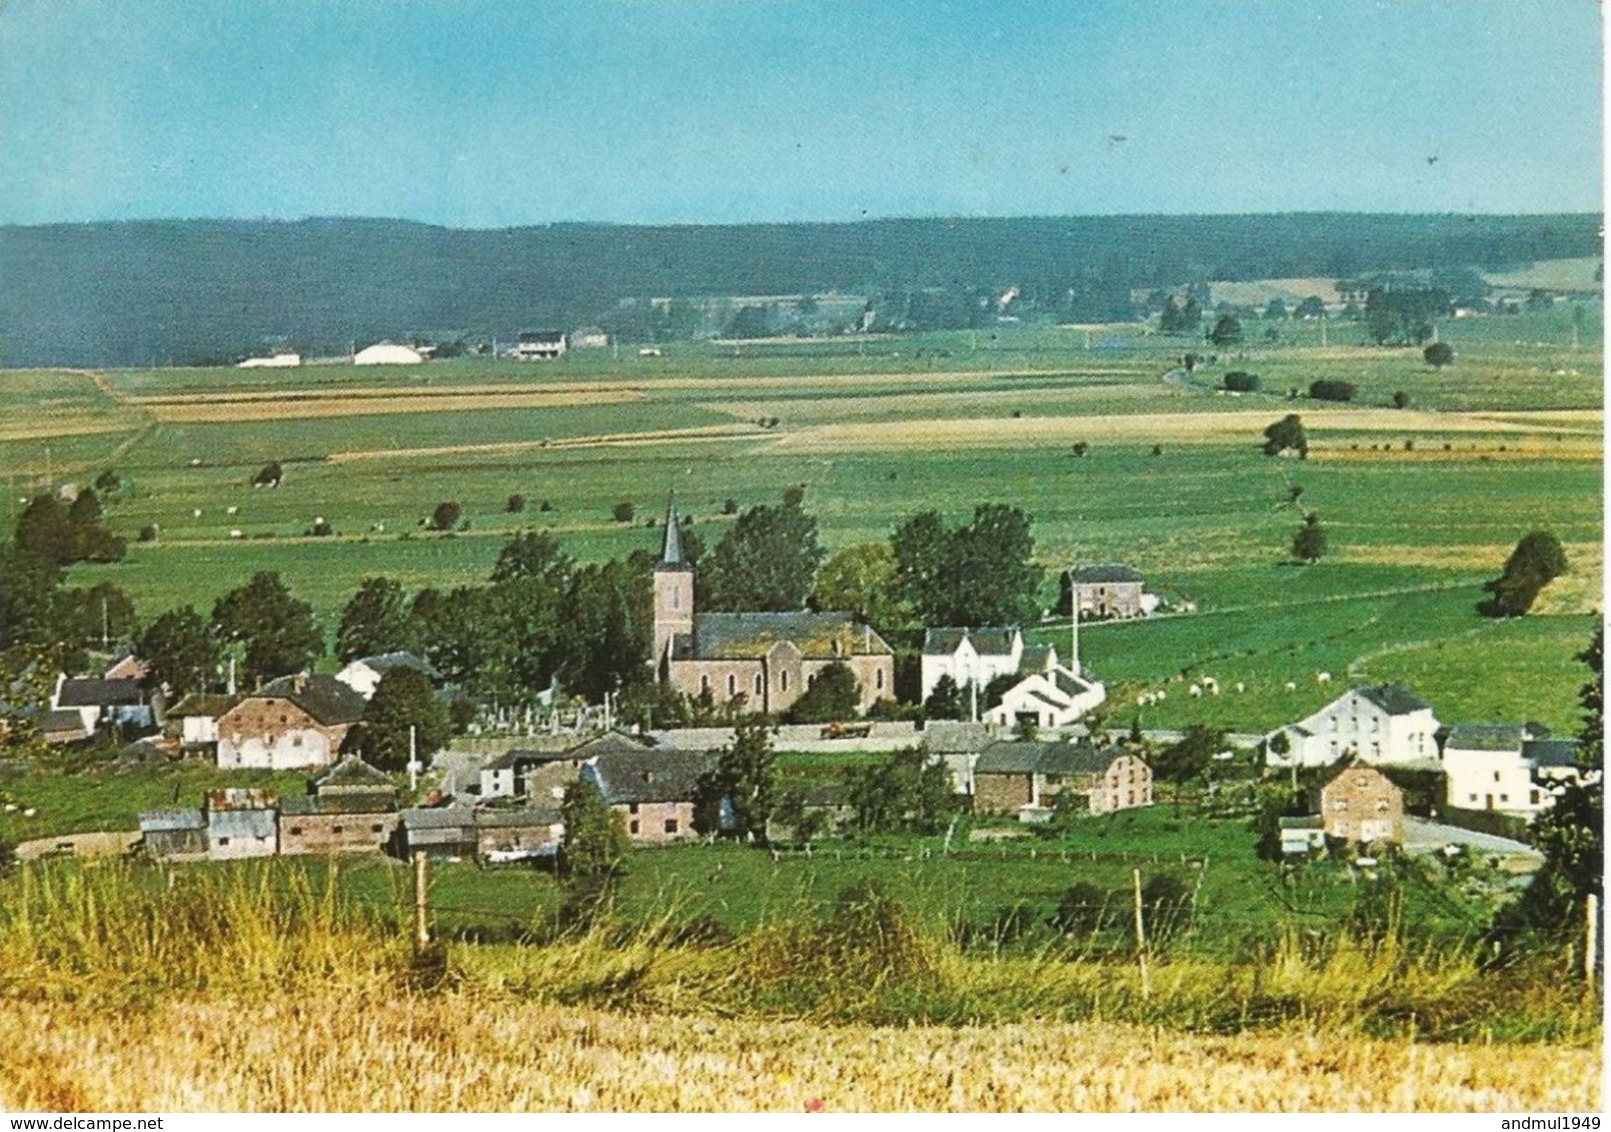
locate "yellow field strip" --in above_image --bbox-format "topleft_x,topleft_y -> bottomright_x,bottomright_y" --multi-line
120,367 -> 1147,408
767,408 -> 1606,452
146,388 -> 649,423
326,423 -> 764,463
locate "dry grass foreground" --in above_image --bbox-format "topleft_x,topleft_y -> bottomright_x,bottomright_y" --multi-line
1,990 -> 1598,1113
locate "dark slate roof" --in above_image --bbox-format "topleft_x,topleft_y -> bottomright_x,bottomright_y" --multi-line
1070,564 -> 1143,584
976,740 -> 1123,777
921,627 -> 1018,658
253,675 -> 367,726
680,612 -> 891,661
519,330 -> 566,343
1445,724 -> 1526,752
1357,683 -> 1432,716
1018,644 -> 1056,673
1524,738 -> 1580,769
658,496 -> 685,568
402,805 -> 476,831
976,740 -> 1057,775
313,755 -> 394,790
57,678 -> 143,707
170,693 -> 240,718
921,721 -> 995,754
355,652 -> 439,679
474,806 -> 563,829
564,731 -> 656,759
587,750 -> 717,805
139,809 -> 205,833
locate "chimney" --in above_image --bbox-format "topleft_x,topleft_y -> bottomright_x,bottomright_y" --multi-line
293,673 -> 307,694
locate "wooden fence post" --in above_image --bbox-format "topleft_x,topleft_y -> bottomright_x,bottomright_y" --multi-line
1132,867 -> 1151,1000
413,850 -> 431,950
1585,892 -> 1598,983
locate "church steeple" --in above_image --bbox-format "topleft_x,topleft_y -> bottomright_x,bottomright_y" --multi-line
659,493 -> 685,569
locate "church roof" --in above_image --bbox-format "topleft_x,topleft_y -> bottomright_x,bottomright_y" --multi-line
658,495 -> 685,569
678,612 -> 892,661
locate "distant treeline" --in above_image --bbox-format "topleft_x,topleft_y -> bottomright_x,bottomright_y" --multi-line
0,213 -> 1599,367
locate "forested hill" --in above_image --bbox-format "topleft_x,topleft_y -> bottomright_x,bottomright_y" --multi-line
0,212 -> 1599,367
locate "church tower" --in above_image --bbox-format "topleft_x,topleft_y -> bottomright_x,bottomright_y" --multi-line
652,495 -> 694,671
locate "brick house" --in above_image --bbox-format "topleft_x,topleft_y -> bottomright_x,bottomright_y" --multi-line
1318,763 -> 1404,846
216,674 -> 367,770
278,755 -> 400,856
584,748 -> 717,843
652,499 -> 894,715
972,740 -> 1152,817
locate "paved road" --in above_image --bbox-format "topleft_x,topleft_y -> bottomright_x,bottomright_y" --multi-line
1401,816 -> 1541,859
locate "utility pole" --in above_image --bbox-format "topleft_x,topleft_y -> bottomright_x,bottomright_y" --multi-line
1586,892 -> 1599,983
408,724 -> 419,792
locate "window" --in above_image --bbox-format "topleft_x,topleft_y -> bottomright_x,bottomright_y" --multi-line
288,826 -> 302,836
371,824 -> 383,834
727,674 -> 737,697
1494,771 -> 1501,783
1355,775 -> 1369,787
1499,794 -> 1509,803
1331,716 -> 1339,731
1530,790 -> 1540,805
332,825 -> 343,834
629,803 -> 639,815
1469,793 -> 1478,803
629,820 -> 639,835
664,820 -> 678,835
781,671 -> 790,692
218,837 -> 230,846
700,674 -> 710,694
755,673 -> 764,695
669,586 -> 680,611
876,669 -> 885,691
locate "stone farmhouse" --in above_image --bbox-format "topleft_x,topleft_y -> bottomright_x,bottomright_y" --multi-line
652,500 -> 894,715
204,789 -> 278,860
972,739 -> 1152,819
583,747 -> 717,843
1441,723 -> 1584,820
479,731 -> 650,803
1318,763 -> 1404,847
1068,563 -> 1155,620
1266,683 -> 1440,770
215,674 -> 367,770
278,755 -> 400,856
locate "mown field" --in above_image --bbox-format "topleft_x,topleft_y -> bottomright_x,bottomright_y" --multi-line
0,313 -> 1601,736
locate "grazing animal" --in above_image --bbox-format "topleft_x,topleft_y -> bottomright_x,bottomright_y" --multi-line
226,505 -> 238,515
191,508 -> 202,518
1316,671 -> 1332,685
1284,681 -> 1297,693
1189,684 -> 1202,698
229,529 -> 242,539
1235,682 -> 1246,694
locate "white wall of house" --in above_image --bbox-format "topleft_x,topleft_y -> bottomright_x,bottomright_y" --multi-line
480,765 -> 518,799
1444,746 -> 1552,818
181,715 -> 219,745
1269,689 -> 1439,769
920,631 -> 1022,701
334,660 -> 384,700
217,729 -> 336,770
983,667 -> 1106,728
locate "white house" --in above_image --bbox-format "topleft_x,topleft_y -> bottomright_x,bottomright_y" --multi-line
334,652 -> 438,701
1266,683 -> 1440,769
353,343 -> 425,366
1442,724 -> 1583,819
920,627 -> 1028,702
983,664 -> 1106,730
215,675 -> 366,771
514,330 -> 567,360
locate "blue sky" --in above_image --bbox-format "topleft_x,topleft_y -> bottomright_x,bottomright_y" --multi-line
0,0 -> 1601,226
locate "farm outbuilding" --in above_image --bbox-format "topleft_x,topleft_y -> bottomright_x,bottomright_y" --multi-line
353,343 -> 425,365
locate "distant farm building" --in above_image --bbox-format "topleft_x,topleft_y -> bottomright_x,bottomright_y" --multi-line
1319,763 -> 1404,846
514,330 -> 567,360
1068,564 -> 1154,620
353,342 -> 425,366
972,740 -> 1152,819
1265,683 -> 1440,770
237,352 -> 302,368
569,326 -> 610,349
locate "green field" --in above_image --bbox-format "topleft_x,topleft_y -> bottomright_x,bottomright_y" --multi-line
1,314 -> 1601,734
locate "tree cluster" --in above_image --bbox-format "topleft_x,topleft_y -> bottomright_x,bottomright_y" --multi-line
1365,286 -> 1450,345
1308,379 -> 1357,403
1479,531 -> 1567,618
845,745 -> 955,834
0,492 -> 134,660
891,504 -> 1043,627
1222,371 -> 1259,393
1262,414 -> 1308,457
700,491 -> 827,612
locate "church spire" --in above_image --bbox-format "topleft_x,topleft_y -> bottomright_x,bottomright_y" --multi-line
659,493 -> 685,568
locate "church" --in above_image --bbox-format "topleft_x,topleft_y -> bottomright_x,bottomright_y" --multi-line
651,500 -> 895,715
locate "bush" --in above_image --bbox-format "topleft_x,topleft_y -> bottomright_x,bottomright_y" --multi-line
307,518 -> 334,537
539,499 -> 553,512
506,493 -> 526,513
1222,371 -> 1260,393
612,501 -> 636,523
429,501 -> 462,531
1423,341 -> 1455,368
1309,379 -> 1357,402
723,498 -> 739,515
252,461 -> 283,487
1392,390 -> 1411,409
1050,882 -> 1113,937
138,523 -> 159,543
1141,874 -> 1194,948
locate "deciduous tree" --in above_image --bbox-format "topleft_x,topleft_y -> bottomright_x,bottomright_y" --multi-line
344,665 -> 448,771
700,493 -> 826,612
336,577 -> 418,663
1480,531 -> 1567,618
138,607 -> 221,698
212,572 -> 324,687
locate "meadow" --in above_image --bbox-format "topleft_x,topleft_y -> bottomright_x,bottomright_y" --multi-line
0,310 -> 1596,737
